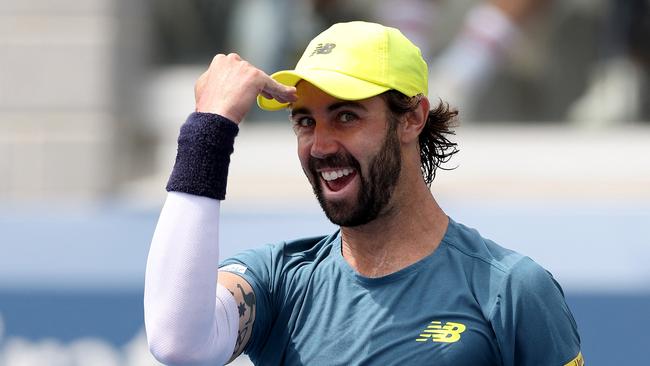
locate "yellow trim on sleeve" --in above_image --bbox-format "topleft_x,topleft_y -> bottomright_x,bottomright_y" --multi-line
564,352 -> 584,366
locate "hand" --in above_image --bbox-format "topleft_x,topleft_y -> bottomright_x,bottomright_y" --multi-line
194,53 -> 297,124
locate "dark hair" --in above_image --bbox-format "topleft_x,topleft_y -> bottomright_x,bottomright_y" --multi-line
381,90 -> 459,186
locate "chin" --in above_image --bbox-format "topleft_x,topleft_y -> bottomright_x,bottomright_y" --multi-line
320,198 -> 376,227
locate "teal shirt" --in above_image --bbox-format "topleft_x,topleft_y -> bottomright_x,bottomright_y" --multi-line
220,218 -> 581,365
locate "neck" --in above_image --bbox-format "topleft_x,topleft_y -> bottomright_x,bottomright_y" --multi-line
340,177 -> 448,278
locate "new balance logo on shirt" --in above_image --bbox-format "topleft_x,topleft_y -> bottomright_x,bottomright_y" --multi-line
416,321 -> 466,343
415,320 -> 583,365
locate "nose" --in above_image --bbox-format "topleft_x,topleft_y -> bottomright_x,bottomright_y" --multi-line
310,122 -> 338,159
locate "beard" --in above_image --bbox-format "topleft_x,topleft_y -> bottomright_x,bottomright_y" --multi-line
307,126 -> 402,227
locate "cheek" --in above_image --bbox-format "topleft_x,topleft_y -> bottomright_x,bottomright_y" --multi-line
357,135 -> 391,169
296,137 -> 312,169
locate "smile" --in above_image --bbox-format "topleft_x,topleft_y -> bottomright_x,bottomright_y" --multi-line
321,168 -> 354,182
318,167 -> 357,194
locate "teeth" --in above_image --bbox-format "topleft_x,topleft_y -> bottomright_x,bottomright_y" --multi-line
321,168 -> 353,181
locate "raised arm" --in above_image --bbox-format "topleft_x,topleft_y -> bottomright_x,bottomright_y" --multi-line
143,54 -> 296,365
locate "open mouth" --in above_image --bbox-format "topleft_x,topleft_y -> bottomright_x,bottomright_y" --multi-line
320,168 -> 357,193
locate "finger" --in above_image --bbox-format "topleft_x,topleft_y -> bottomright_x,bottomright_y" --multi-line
274,95 -> 288,103
259,90 -> 291,104
274,93 -> 295,104
262,79 -> 297,102
227,53 -> 242,61
269,92 -> 297,104
260,90 -> 274,100
265,80 -> 296,96
208,54 -> 226,70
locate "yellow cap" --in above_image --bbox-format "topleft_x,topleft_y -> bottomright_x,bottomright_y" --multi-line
257,21 -> 428,111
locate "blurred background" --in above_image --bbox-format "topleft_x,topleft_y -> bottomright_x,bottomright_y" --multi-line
1,0 -> 649,364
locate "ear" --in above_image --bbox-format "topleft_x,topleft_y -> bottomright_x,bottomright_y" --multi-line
398,97 -> 430,144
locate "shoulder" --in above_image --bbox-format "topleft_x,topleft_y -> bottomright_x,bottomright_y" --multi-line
442,218 -> 529,276
445,220 -> 582,365
487,256 -> 580,365
441,219 -> 564,313
220,231 -> 339,283
278,232 -> 338,259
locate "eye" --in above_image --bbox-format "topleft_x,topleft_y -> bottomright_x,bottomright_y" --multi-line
337,112 -> 358,123
292,116 -> 315,131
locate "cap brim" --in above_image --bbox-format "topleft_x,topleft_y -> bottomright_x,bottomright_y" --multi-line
257,69 -> 390,111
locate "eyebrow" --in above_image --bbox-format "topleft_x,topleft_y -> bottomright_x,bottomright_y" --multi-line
290,101 -> 368,118
327,101 -> 368,113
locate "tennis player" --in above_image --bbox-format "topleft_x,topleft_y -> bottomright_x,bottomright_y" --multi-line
144,21 -> 583,365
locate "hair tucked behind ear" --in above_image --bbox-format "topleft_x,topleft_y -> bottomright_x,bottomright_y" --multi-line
381,90 -> 459,186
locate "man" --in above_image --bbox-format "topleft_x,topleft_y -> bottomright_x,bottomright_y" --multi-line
144,21 -> 583,365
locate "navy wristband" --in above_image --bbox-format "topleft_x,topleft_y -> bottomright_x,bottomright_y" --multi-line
166,112 -> 239,200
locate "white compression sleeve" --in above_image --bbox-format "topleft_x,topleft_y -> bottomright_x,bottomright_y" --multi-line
144,191 -> 239,366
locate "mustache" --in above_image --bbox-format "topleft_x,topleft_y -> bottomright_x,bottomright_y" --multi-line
308,152 -> 361,172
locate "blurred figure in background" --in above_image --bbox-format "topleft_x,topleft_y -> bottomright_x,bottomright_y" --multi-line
568,0 -> 650,125
421,0 -> 551,120
205,0 -> 551,121
144,0 -> 649,125
370,0 -> 649,123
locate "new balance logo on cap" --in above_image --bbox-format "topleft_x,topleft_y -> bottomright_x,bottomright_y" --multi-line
416,321 -> 466,343
310,43 -> 336,56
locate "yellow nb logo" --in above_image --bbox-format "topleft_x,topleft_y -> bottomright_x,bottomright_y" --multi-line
416,321 -> 466,343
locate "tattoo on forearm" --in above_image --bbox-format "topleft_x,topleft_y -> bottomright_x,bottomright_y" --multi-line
232,283 -> 255,357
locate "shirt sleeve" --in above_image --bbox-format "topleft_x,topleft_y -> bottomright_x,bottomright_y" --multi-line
489,257 -> 582,366
219,242 -> 285,360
